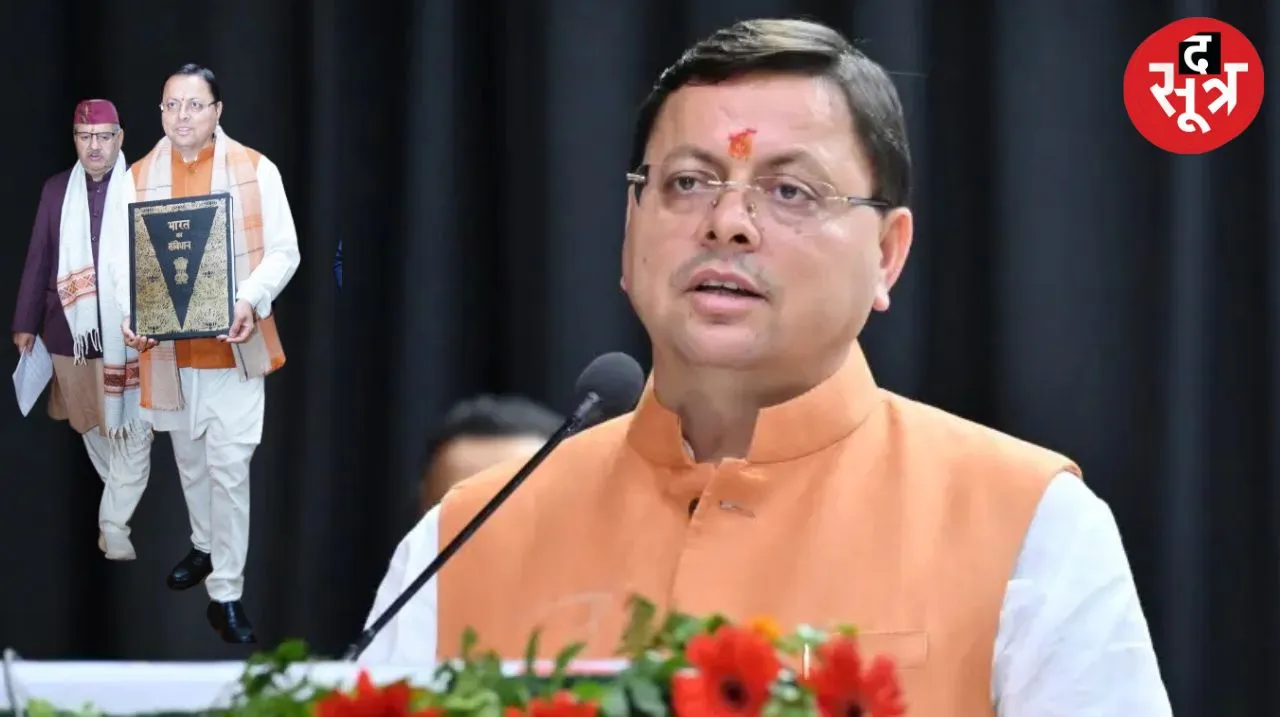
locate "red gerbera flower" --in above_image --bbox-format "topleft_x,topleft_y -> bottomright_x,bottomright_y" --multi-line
506,691 -> 600,717
802,636 -> 906,717
672,625 -> 782,717
314,669 -> 440,717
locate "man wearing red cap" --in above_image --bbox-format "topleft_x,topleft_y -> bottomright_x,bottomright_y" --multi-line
110,64 -> 300,644
13,99 -> 155,561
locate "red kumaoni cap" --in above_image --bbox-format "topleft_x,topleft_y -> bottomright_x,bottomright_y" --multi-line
73,99 -> 120,126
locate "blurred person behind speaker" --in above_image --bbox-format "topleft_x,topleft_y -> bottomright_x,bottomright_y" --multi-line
416,395 -> 563,515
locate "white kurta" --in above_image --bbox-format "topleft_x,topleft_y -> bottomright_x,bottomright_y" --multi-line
362,472 -> 1174,716
108,154 -> 300,601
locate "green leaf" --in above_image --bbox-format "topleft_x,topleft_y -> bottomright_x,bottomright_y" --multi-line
702,614 -> 730,634
522,628 -> 543,696
245,671 -> 276,697
494,677 -> 532,707
460,626 -> 480,658
617,595 -> 659,656
443,687 -> 499,712
24,700 -> 58,717
627,678 -> 668,717
650,653 -> 688,683
764,700 -> 811,717
549,642 -> 586,691
599,684 -> 631,717
273,638 -> 310,664
770,681 -> 804,702
775,634 -> 804,656
652,612 -> 687,648
554,642 -> 585,672
571,680 -> 608,703
794,624 -> 826,645
666,615 -> 710,650
762,676 -> 817,717
228,637 -> 321,707
524,628 -> 542,673
832,623 -> 858,638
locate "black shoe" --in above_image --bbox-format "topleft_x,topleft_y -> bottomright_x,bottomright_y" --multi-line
207,600 -> 257,644
165,548 -> 212,591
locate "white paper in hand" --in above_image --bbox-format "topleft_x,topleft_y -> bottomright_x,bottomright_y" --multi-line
13,336 -> 53,417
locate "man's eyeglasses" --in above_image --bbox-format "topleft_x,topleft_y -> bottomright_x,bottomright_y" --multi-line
160,98 -> 215,115
625,164 -> 889,227
73,130 -> 119,144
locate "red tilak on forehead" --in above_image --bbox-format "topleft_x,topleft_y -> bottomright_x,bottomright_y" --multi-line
727,128 -> 757,160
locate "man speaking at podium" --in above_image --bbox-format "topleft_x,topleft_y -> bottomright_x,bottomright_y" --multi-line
364,18 -> 1171,715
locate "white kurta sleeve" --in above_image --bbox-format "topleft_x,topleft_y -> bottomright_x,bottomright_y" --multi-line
234,157 -> 299,319
992,472 -> 1172,715
360,506 -> 441,665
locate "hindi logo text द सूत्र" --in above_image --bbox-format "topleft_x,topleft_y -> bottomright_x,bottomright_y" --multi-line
1123,17 -> 1264,154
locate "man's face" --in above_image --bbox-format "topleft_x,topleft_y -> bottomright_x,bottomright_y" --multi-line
419,434 -> 546,514
160,74 -> 222,153
72,123 -> 123,177
622,73 -> 912,371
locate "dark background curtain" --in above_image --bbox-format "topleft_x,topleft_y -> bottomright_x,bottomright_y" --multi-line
0,1 -> 1274,714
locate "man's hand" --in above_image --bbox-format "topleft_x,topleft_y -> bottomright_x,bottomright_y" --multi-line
218,300 -> 256,344
121,320 -> 157,352
12,332 -> 34,354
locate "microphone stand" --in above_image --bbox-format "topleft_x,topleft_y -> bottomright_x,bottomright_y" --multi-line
340,391 -> 602,662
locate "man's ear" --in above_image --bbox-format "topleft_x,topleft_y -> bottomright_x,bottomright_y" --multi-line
871,207 -> 913,312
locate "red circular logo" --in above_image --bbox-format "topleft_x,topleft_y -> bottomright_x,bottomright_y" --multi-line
1123,17 -> 1264,154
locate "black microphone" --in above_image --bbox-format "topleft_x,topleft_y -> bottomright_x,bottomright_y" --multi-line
341,351 -> 646,662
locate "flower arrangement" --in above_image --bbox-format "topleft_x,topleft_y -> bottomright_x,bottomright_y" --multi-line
24,596 -> 905,717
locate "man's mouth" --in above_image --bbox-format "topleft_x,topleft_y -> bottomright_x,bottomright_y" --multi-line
691,279 -> 764,299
